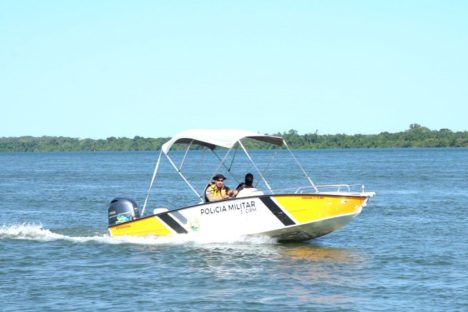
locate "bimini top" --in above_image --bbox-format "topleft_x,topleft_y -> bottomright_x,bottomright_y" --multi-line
161,129 -> 284,154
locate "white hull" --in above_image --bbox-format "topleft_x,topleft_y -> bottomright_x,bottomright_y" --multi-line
109,194 -> 369,241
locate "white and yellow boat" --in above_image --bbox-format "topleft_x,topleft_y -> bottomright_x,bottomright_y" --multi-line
107,129 -> 375,242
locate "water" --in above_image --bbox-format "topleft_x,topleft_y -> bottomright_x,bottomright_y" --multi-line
0,149 -> 467,311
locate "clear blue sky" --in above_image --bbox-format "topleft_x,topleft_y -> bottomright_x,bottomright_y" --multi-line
1,0 -> 467,139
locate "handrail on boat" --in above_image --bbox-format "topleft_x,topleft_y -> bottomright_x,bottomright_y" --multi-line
317,184 -> 352,192
262,184 -> 352,194
292,184 -> 368,194
294,184 -> 351,193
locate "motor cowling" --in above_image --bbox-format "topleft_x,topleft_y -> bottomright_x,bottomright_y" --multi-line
108,198 -> 140,226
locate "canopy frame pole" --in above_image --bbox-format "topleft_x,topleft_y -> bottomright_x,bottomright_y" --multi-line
211,148 -> 231,172
165,152 -> 204,202
283,141 -> 319,192
178,141 -> 193,171
141,149 -> 163,216
238,140 -> 274,194
259,149 -> 277,185
208,147 -> 236,184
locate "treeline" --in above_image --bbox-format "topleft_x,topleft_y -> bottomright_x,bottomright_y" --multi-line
274,124 -> 467,149
0,124 -> 466,152
0,136 -> 170,152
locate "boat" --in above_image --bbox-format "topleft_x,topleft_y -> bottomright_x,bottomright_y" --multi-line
107,129 -> 375,242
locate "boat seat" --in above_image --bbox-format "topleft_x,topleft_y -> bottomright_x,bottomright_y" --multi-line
237,188 -> 264,198
153,208 -> 169,215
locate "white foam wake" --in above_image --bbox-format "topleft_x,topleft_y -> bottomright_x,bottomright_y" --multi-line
0,223 -> 278,246
0,223 -> 66,241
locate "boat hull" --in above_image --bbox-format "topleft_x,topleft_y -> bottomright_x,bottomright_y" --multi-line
108,193 -> 371,241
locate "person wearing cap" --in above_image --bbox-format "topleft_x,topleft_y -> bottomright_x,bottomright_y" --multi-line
236,173 -> 254,192
204,174 -> 237,202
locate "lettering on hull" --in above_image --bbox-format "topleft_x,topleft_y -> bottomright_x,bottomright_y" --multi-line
200,200 -> 257,215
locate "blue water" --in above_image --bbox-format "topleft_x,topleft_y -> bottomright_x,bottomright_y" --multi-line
0,148 -> 467,311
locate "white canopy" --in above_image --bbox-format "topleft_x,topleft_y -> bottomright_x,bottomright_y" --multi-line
161,129 -> 284,154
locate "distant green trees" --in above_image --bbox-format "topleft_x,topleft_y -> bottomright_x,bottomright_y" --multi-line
273,124 -> 467,149
0,136 -> 170,152
0,124 -> 466,152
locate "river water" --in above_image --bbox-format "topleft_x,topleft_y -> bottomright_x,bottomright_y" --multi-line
0,148 -> 467,311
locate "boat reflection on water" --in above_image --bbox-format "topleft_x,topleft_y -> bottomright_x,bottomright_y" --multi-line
277,244 -> 368,306
280,244 -> 366,264
132,239 -> 369,308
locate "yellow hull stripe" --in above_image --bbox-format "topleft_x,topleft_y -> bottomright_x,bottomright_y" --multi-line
272,195 -> 365,224
109,216 -> 173,237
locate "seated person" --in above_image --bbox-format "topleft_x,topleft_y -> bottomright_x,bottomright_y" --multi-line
236,173 -> 254,191
236,173 -> 264,197
205,174 -> 237,202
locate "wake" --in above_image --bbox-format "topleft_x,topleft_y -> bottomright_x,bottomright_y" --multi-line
0,223 -> 278,246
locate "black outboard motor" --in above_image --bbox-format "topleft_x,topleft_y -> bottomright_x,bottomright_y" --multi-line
108,198 -> 140,226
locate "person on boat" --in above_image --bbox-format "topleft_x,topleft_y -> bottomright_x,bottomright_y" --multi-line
236,173 -> 254,191
235,173 -> 263,197
205,174 -> 237,202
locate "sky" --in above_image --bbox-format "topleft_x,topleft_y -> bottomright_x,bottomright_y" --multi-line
1,0 -> 467,139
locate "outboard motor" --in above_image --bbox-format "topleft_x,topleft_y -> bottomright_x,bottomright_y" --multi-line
108,198 -> 140,226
